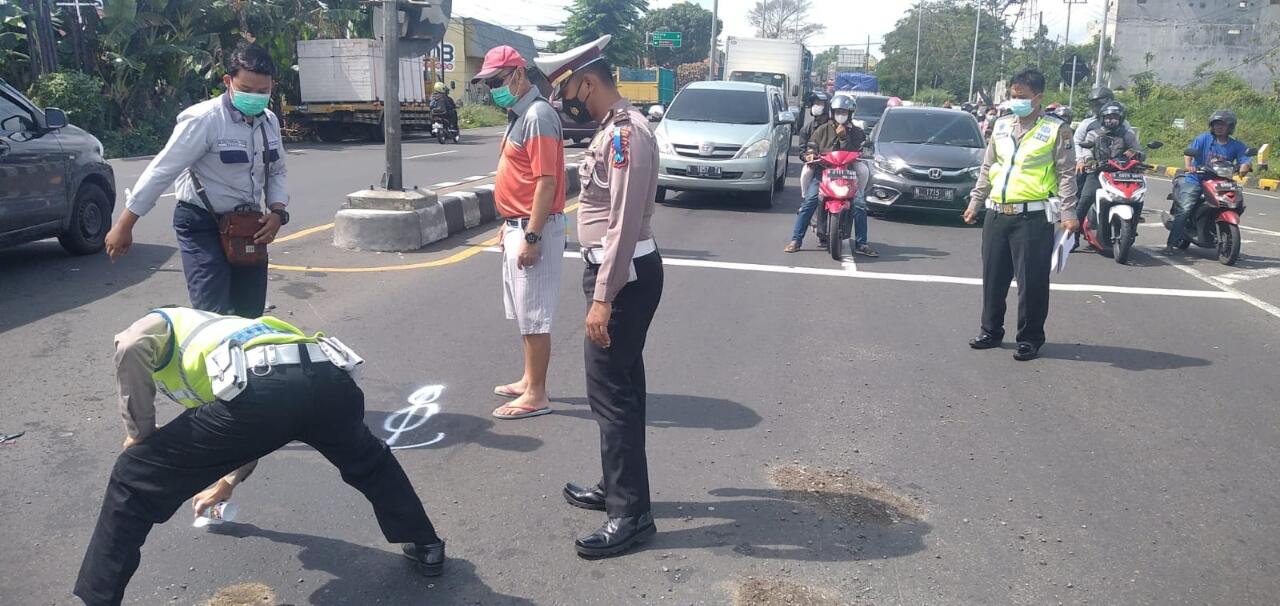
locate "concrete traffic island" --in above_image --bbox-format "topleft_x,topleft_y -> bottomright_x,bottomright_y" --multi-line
332,163 -> 582,252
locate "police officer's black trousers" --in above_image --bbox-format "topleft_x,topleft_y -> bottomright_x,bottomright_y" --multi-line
979,209 -> 1055,348
583,252 -> 664,518
175,202 -> 268,319
74,358 -> 440,606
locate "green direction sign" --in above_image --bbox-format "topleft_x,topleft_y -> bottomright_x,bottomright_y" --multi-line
651,31 -> 682,48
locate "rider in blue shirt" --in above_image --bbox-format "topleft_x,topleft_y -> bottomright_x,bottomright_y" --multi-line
1168,110 -> 1252,249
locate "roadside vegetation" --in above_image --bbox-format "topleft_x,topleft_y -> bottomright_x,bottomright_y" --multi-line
457,104 -> 506,129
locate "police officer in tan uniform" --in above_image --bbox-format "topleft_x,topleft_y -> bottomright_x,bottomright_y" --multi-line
536,36 -> 664,558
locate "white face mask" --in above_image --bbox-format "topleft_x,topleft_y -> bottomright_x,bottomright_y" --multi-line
834,114 -> 850,125
810,105 -> 824,116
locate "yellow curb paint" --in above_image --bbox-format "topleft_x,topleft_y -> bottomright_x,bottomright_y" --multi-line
1260,178 -> 1280,191
268,202 -> 581,273
1165,166 -> 1178,177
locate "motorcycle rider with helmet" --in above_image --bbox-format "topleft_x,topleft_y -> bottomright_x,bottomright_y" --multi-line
1076,101 -> 1144,238
785,95 -> 875,256
1167,110 -> 1253,250
429,81 -> 459,132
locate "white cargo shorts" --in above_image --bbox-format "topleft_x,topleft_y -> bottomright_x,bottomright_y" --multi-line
501,213 -> 566,335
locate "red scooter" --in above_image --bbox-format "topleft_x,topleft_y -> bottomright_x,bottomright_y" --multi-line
815,150 -> 861,260
1079,140 -> 1162,265
1162,147 -> 1257,266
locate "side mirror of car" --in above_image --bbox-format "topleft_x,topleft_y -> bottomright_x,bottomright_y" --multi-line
1147,140 -> 1163,150
43,108 -> 67,130
777,110 -> 796,125
648,105 -> 665,121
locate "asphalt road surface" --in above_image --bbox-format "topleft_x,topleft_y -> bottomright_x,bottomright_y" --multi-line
3,130 -> 1280,605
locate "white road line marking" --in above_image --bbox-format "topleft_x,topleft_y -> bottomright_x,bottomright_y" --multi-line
1241,225 -> 1280,237
432,181 -> 462,188
161,192 -> 175,198
478,248 -> 1237,300
1213,266 -> 1280,285
406,150 -> 457,160
1140,248 -> 1280,319
489,171 -> 498,176
462,175 -> 489,182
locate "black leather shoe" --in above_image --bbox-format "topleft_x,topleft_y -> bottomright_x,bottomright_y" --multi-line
401,540 -> 445,576
575,512 -> 657,558
1013,343 -> 1040,361
969,333 -> 1002,350
563,482 -> 607,511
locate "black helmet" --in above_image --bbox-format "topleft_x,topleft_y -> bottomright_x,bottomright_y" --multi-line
1209,109 -> 1237,136
1099,101 -> 1125,133
1056,106 -> 1074,124
830,95 -> 856,112
1088,86 -> 1114,114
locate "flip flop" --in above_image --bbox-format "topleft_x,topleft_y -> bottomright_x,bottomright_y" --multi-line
493,384 -> 523,399
491,403 -> 553,420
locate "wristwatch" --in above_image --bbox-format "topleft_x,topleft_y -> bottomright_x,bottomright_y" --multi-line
270,207 -> 290,226
524,231 -> 542,244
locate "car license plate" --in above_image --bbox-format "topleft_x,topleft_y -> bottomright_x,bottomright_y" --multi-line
687,165 -> 722,178
825,169 -> 857,180
912,186 -> 954,201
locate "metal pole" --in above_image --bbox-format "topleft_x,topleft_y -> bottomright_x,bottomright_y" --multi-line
865,34 -> 871,71
383,0 -> 403,191
707,0 -> 718,81
1095,0 -> 1110,88
1068,54 -> 1078,107
1037,11 -> 1043,68
1063,0 -> 1074,48
913,3 -> 922,97
969,2 -> 980,102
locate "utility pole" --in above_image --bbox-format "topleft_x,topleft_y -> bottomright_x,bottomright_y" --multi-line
383,0 -> 403,191
1094,0 -> 1111,88
865,35 -> 871,71
707,0 -> 718,81
1063,0 -> 1086,48
1037,11 -> 1043,67
913,3 -> 923,97
969,1 -> 981,103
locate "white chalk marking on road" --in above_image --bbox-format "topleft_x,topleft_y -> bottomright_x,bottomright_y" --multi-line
1213,266 -> 1280,286
382,385 -> 446,450
479,248 -> 1235,300
432,181 -> 462,188
406,150 -> 458,160
1140,248 -> 1280,319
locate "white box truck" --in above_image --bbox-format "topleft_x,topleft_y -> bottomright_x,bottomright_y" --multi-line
722,36 -> 807,114
289,39 -> 433,142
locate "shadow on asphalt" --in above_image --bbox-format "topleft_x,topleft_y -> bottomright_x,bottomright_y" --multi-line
210,523 -> 535,605
860,241 -> 950,262
645,488 -> 930,562
0,241 -> 177,334
1039,343 -> 1212,370
554,393 -> 762,431
662,192 -> 800,216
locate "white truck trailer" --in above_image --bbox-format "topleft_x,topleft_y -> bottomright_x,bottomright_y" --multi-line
288,39 -> 433,142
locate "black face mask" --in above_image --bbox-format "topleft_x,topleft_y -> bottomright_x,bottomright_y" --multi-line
562,78 -> 594,124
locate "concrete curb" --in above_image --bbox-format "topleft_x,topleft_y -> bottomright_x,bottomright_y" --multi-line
333,161 -> 582,252
1146,164 -> 1278,193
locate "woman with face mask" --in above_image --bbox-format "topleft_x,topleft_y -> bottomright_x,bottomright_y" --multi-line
797,97 -> 831,204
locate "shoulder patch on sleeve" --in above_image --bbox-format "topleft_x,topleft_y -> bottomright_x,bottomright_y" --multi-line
610,125 -> 632,168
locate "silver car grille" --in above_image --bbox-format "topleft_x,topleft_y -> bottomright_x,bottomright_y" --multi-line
673,143 -> 742,159
900,165 -> 971,182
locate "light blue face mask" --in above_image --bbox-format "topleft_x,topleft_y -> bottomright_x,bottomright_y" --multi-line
232,89 -> 271,116
1007,98 -> 1035,117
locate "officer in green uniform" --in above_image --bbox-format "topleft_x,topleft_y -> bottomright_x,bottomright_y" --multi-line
963,68 -> 1079,361
74,308 -> 446,605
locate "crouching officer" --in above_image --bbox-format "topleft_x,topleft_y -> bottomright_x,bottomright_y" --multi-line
535,36 -> 664,558
74,308 -> 445,605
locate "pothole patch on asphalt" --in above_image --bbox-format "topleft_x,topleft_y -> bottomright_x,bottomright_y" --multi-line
732,578 -> 848,606
769,465 -> 925,525
206,582 -> 276,606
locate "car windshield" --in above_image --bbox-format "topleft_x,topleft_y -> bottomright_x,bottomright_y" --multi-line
730,71 -> 787,89
877,112 -> 984,148
665,89 -> 770,125
854,97 -> 889,117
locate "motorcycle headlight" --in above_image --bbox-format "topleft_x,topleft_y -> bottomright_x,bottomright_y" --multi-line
655,130 -> 674,155
739,139 -> 771,159
1214,165 -> 1234,179
874,156 -> 907,174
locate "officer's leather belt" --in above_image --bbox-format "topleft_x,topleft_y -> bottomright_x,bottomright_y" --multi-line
986,201 -> 1047,215
581,239 -> 657,266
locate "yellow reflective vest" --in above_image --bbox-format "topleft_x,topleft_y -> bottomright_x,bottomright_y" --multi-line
987,114 -> 1063,205
150,307 -> 318,408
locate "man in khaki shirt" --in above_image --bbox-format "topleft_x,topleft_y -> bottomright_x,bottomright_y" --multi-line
75,310 -> 445,605
962,68 -> 1078,362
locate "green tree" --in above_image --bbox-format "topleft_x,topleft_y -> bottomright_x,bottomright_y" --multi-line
748,0 -> 823,43
558,0 -> 649,68
639,1 -> 720,68
812,45 -> 839,83
876,0 -> 1007,101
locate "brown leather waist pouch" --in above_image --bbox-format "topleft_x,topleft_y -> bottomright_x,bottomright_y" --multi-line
219,211 -> 268,266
